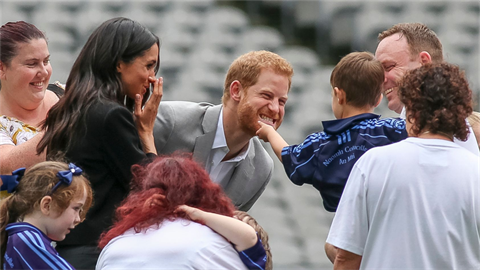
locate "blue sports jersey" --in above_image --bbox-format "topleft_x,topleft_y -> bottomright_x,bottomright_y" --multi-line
238,236 -> 267,270
4,222 -> 75,270
282,113 -> 407,212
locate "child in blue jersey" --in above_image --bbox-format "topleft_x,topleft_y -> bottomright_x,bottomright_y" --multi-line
257,51 -> 408,212
177,205 -> 271,270
0,161 -> 93,270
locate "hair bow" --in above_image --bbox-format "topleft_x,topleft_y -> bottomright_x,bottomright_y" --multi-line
0,168 -> 26,193
49,163 -> 83,195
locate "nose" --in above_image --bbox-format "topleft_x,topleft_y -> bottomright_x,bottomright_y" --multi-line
74,212 -> 81,225
268,100 -> 280,114
38,63 -> 49,77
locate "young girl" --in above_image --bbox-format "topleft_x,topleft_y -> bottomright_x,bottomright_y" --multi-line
0,161 -> 93,269
176,205 -> 272,270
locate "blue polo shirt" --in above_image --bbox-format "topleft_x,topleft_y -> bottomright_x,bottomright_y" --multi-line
4,222 -> 75,270
282,113 -> 407,212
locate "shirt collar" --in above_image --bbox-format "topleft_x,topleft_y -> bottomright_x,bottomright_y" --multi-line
212,108 -> 251,161
322,113 -> 380,134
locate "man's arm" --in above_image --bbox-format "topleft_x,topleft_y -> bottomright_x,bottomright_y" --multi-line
333,248 -> 362,270
325,242 -> 338,263
256,121 -> 288,161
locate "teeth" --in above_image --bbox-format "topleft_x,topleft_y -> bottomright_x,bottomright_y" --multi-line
384,88 -> 393,95
32,82 -> 43,86
260,115 -> 273,123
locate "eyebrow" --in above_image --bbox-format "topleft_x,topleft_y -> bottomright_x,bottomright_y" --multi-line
25,55 -> 50,61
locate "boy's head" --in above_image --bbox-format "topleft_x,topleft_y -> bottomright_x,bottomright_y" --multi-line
330,52 -> 384,118
234,210 -> 272,270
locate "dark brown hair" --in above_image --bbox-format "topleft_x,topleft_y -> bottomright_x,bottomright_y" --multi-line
0,161 -> 93,265
378,23 -> 443,63
330,51 -> 384,108
37,17 -> 160,158
398,63 -> 472,140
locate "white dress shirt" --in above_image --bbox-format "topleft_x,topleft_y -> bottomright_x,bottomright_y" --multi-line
206,109 -> 251,187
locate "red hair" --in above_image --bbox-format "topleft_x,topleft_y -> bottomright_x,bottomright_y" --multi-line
98,153 -> 235,248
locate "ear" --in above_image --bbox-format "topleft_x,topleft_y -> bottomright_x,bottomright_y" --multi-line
334,87 -> 346,105
116,61 -> 125,74
229,80 -> 243,102
419,51 -> 432,64
375,93 -> 383,108
0,61 -> 6,80
39,196 -> 53,215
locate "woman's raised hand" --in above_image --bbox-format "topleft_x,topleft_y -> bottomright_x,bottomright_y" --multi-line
134,76 -> 163,154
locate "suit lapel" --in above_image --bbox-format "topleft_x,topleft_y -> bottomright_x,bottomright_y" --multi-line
223,144 -> 255,208
192,104 -> 222,166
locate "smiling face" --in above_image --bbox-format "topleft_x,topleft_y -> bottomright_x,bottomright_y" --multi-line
237,69 -> 289,136
0,38 -> 51,109
375,33 -> 422,114
117,43 -> 159,100
44,189 -> 86,241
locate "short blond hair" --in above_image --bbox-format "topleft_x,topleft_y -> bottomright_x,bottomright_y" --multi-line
222,50 -> 293,105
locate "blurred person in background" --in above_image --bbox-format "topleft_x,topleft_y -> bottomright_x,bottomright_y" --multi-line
37,17 -> 162,269
153,50 -> 293,211
375,22 -> 479,156
327,63 -> 480,270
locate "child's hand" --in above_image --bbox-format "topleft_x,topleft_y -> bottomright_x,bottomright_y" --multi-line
256,121 -> 275,142
175,205 -> 204,221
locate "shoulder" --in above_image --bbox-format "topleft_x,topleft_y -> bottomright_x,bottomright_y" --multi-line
158,101 -> 216,117
43,89 -> 60,110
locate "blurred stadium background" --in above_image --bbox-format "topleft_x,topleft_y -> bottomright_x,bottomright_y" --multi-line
1,1 -> 478,269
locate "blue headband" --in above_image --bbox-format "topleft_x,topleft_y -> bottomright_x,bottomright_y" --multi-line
0,163 -> 83,194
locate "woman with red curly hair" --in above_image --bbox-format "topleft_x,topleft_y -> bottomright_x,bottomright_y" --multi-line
326,63 -> 480,270
95,153 -> 247,269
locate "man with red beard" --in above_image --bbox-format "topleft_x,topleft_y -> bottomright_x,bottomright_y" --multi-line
375,22 -> 479,156
153,50 -> 293,211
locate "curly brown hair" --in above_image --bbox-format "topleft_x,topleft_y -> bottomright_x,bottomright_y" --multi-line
398,63 -> 472,140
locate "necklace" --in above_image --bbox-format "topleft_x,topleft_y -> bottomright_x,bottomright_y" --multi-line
419,130 -> 454,141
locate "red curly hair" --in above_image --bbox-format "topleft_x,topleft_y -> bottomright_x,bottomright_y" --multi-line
98,153 -> 235,248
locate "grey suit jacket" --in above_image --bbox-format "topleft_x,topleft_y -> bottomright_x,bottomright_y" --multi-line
153,101 -> 273,211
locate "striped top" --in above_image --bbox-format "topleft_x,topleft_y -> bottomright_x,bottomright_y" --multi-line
4,222 -> 74,270
282,113 -> 407,212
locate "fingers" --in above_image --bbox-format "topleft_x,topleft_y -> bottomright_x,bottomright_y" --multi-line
134,94 -> 142,118
149,77 -> 163,106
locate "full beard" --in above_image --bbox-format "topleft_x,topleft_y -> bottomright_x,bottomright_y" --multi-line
237,101 -> 262,137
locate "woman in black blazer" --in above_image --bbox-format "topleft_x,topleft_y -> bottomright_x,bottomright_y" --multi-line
38,17 -> 162,269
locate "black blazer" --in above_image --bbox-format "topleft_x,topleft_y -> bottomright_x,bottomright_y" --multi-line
58,100 -> 150,247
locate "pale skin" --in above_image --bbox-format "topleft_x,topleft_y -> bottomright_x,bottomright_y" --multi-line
222,69 -> 289,161
375,33 -> 432,114
23,188 -> 86,241
176,205 -> 258,252
256,87 -> 380,161
0,38 -> 58,175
